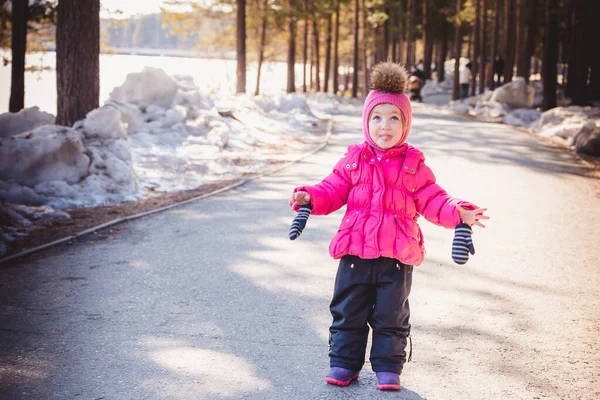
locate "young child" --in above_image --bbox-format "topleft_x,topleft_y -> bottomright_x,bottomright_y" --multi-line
289,62 -> 488,391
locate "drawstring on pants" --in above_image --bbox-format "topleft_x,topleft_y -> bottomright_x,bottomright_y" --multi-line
407,334 -> 413,362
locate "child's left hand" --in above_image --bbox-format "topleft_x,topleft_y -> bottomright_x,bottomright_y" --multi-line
458,206 -> 489,228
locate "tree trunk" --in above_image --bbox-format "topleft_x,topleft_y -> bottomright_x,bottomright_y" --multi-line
0,0 -> 7,33
406,0 -> 415,67
398,0 -> 405,64
344,64 -> 350,92
384,7 -> 390,61
503,0 -> 516,83
333,0 -> 340,94
470,0 -> 481,96
516,0 -> 532,80
589,0 -> 600,101
286,0 -> 296,93
467,28 -> 473,59
565,1 -> 576,98
514,0 -> 523,78
489,0 -> 501,88
236,0 -> 246,93
438,10 -> 448,82
452,0 -> 463,101
425,39 -> 434,77
478,0 -> 488,93
9,0 -> 28,113
303,2 -> 309,92
521,0 -> 536,83
312,18 -> 320,91
352,0 -> 359,97
56,0 -> 100,126
569,0 -> 588,105
542,0 -> 557,110
254,0 -> 269,96
361,0 -> 368,95
324,12 -> 332,92
309,22 -> 314,90
422,0 -> 432,78
391,6 -> 398,62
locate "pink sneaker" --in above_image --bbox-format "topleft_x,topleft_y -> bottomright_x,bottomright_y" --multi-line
325,367 -> 360,387
376,372 -> 401,391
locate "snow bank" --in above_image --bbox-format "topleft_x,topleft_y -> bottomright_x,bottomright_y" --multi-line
421,79 -> 452,97
0,126 -> 89,188
532,106 -> 600,138
1,67 -> 333,256
572,121 -> 600,156
503,109 -> 542,127
490,77 -> 534,109
1,68 -> 327,210
446,79 -> 600,157
0,202 -> 71,256
0,106 -> 55,138
449,79 -> 534,122
0,110 -> 137,208
532,106 -> 600,156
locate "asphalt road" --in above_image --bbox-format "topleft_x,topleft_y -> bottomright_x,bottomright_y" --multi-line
1,102 -> 599,400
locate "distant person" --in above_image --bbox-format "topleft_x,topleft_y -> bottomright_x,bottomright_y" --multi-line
408,65 -> 424,102
459,62 -> 472,99
411,64 -> 425,81
288,62 -> 488,391
494,56 -> 504,87
416,59 -> 424,73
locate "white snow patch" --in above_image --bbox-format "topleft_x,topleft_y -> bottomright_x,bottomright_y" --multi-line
0,106 -> 55,137
490,77 -> 534,109
0,125 -> 89,187
82,105 -> 128,140
0,67 -> 352,256
421,79 -> 452,97
108,67 -> 184,108
503,109 -> 543,127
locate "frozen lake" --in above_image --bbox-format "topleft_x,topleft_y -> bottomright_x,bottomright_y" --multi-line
0,52 -> 307,115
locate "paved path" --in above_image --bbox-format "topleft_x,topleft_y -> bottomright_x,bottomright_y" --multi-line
1,102 -> 599,399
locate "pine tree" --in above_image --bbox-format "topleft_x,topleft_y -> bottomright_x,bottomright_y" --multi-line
56,0 -> 100,126
452,0 -> 463,100
9,0 -> 27,113
352,0 -> 359,97
287,0 -> 297,93
236,0 -> 246,93
542,0 -> 557,110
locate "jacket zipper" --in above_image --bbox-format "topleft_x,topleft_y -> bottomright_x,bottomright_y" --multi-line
373,158 -> 385,254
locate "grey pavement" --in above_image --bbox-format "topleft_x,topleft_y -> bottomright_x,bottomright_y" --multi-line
1,103 -> 599,400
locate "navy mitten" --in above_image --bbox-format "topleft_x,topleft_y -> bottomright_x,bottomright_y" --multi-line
452,223 -> 475,264
289,204 -> 312,240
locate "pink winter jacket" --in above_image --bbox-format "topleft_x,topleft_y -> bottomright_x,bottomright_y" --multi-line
294,142 -> 476,266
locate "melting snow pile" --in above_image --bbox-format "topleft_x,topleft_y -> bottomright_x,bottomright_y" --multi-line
0,67 -> 331,256
531,106 -> 600,156
421,78 -> 452,97
446,77 -> 600,157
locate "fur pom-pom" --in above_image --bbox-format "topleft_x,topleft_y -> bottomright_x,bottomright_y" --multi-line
370,62 -> 408,93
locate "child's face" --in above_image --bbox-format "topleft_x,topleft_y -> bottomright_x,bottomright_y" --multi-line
368,103 -> 405,149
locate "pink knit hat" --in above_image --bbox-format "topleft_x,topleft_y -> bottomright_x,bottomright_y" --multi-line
362,63 -> 413,150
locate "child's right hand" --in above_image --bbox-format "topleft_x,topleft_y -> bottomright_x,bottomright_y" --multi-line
290,191 -> 311,209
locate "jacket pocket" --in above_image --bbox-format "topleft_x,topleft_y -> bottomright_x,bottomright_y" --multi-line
393,215 -> 423,265
330,210 -> 360,256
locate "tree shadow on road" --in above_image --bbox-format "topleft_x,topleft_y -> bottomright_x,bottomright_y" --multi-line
411,107 -> 598,180
0,175 -> 426,399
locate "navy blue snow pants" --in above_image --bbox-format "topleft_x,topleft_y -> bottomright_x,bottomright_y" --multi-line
329,255 -> 412,374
